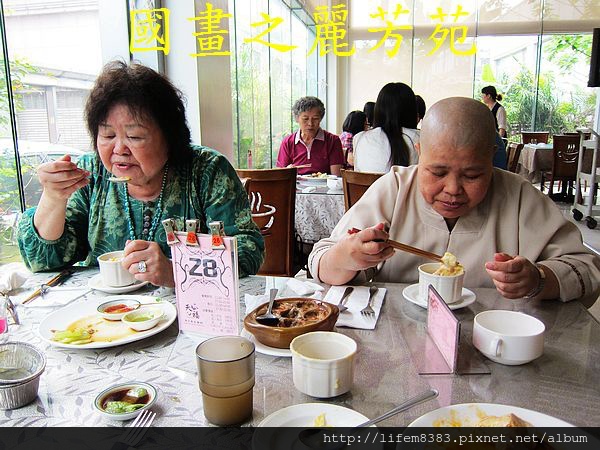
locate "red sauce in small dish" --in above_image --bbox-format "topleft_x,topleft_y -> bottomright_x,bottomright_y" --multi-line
103,304 -> 134,314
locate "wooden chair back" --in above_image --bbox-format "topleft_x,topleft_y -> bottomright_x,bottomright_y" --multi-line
341,169 -> 384,211
236,167 -> 297,276
551,134 -> 580,179
521,131 -> 550,144
239,177 -> 251,195
506,142 -> 524,173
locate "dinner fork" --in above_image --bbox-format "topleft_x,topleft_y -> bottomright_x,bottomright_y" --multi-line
336,286 -> 354,313
360,286 -> 378,317
111,410 -> 156,450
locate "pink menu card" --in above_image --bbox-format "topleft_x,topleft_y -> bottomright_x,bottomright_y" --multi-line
427,286 -> 460,372
170,232 -> 240,336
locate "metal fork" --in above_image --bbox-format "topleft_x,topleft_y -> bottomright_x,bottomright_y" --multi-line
336,286 -> 354,313
112,410 -> 156,450
360,286 -> 378,317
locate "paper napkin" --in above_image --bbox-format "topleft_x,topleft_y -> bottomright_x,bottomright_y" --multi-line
14,286 -> 92,308
323,285 -> 386,330
301,186 -> 317,193
0,263 -> 32,295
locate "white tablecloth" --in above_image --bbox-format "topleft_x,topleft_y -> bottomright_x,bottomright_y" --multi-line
295,185 -> 344,244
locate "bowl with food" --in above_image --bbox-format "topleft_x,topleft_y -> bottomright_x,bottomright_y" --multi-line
94,381 -> 157,421
97,298 -> 142,320
121,308 -> 164,331
244,298 -> 339,349
418,252 -> 464,304
97,251 -> 136,287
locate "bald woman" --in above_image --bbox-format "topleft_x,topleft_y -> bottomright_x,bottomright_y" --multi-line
309,97 -> 600,305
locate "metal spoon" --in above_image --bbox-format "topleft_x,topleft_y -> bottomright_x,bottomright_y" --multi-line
255,288 -> 279,326
298,388 -> 439,449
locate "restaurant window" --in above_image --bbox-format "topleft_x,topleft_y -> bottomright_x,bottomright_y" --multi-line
230,0 -> 320,169
0,0 -> 105,266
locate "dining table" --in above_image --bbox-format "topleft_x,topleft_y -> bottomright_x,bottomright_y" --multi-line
295,180 -> 345,244
2,267 -> 600,432
517,143 -> 594,184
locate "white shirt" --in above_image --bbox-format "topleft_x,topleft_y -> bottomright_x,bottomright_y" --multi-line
491,102 -> 507,131
352,127 -> 420,173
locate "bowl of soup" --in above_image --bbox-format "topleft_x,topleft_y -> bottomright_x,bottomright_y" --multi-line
244,298 -> 339,349
94,381 -> 157,421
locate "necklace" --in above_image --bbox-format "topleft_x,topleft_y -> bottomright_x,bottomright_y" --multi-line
122,165 -> 169,241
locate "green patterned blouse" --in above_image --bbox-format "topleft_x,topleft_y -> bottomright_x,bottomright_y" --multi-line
17,145 -> 265,277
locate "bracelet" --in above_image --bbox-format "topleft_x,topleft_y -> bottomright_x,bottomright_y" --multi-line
524,264 -> 546,299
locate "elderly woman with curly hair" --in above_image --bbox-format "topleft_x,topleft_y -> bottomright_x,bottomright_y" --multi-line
18,61 -> 264,287
276,96 -> 344,176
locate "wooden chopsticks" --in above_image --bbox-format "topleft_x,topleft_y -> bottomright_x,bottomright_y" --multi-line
347,228 -> 442,262
22,269 -> 73,305
386,239 -> 443,262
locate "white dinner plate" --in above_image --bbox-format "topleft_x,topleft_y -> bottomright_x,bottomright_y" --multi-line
402,284 -> 476,310
253,403 -> 380,450
241,329 -> 291,358
88,274 -> 149,294
407,403 -> 574,427
39,295 -> 177,349
297,175 -> 328,185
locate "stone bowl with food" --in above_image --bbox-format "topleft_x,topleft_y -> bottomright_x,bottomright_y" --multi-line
244,298 -> 339,349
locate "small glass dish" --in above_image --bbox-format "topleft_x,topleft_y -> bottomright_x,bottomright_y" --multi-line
93,381 -> 157,421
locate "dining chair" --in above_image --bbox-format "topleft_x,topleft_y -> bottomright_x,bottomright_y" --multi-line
238,177 -> 251,195
341,169 -> 384,211
521,131 -> 550,144
540,134 -> 581,198
506,142 -> 524,173
236,167 -> 297,277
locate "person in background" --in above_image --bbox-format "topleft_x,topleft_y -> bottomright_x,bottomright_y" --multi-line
353,82 -> 420,173
340,110 -> 368,168
17,61 -> 264,287
363,101 -> 375,129
276,96 -> 344,176
308,97 -> 599,305
494,132 -> 508,170
415,95 -> 426,128
481,86 -> 507,138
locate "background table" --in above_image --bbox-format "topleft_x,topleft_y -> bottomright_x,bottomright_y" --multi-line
295,182 -> 344,244
518,143 -> 593,184
3,268 -> 599,428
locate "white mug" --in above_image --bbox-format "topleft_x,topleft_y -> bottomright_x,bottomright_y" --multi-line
418,263 -> 464,304
290,331 -> 357,398
473,310 -> 545,365
97,251 -> 136,287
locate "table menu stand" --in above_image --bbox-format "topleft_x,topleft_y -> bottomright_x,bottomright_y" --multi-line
573,128 -> 600,229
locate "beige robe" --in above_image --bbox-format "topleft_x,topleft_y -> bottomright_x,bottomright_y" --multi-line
309,166 -> 600,305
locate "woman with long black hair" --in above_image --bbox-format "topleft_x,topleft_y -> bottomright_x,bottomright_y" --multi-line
352,82 -> 419,172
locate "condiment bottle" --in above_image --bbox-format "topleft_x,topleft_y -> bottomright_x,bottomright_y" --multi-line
0,295 -> 8,343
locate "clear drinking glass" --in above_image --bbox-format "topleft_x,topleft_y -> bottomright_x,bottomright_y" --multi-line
196,336 -> 255,425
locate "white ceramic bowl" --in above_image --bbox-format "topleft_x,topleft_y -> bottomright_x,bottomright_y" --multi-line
121,308 -> 164,331
94,381 -> 157,421
326,176 -> 343,191
97,251 -> 136,287
290,331 -> 357,398
97,298 -> 141,321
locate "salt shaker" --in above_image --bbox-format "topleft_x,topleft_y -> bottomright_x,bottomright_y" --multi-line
0,295 -> 8,343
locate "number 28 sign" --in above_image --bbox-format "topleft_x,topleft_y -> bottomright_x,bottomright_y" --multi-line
170,232 -> 240,336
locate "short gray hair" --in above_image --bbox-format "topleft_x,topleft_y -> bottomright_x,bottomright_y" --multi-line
292,96 -> 325,119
